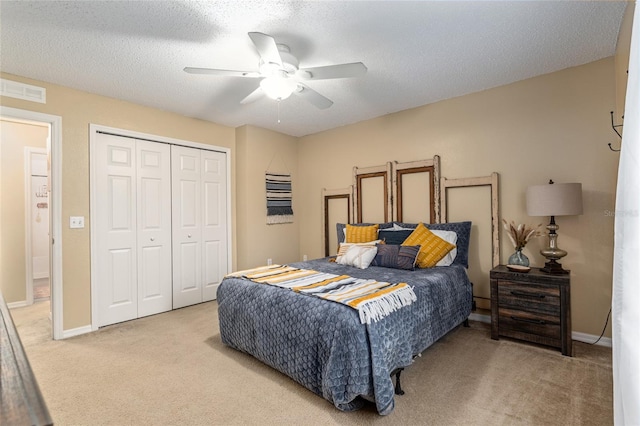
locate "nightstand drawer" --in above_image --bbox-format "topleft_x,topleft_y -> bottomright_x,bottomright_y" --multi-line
497,281 -> 560,315
498,307 -> 561,341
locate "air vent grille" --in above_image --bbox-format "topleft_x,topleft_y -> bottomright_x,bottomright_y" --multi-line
0,79 -> 46,104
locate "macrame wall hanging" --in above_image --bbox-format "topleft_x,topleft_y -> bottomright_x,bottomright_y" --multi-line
265,172 -> 293,224
265,151 -> 293,224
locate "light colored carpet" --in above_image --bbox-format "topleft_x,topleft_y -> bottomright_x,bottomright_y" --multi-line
10,301 -> 612,425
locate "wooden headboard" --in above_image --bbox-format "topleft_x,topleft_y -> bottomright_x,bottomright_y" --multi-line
322,155 -> 441,256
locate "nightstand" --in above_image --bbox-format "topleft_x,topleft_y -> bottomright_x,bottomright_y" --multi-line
490,265 -> 572,356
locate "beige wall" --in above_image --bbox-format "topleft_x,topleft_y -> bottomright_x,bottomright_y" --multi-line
298,58 -> 619,337
0,73 -> 236,330
0,119 -> 48,302
236,125 -> 299,269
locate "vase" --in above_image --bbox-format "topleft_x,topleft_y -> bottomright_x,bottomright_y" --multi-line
508,249 -> 530,267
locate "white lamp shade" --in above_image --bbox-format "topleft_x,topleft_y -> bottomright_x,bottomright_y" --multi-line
260,76 -> 297,100
526,182 -> 583,217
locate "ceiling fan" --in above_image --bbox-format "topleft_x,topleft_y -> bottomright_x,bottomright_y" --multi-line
184,32 -> 367,109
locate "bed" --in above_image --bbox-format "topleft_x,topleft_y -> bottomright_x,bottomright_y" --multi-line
217,221 -> 472,415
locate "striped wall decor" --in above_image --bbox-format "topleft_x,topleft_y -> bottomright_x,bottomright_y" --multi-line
266,172 -> 293,224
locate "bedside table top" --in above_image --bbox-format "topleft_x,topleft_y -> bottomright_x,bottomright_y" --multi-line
490,265 -> 570,284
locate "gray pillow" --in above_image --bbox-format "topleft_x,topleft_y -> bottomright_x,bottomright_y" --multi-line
371,244 -> 420,270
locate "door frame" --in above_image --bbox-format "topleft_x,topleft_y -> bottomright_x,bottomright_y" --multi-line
89,124 -> 232,331
24,146 -> 49,306
1,106 -> 63,340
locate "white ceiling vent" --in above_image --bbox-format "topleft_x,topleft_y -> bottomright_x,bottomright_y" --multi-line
1,78 -> 46,104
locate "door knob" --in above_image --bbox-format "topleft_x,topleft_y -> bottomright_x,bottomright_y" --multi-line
188,234 -> 192,238
150,237 -> 155,241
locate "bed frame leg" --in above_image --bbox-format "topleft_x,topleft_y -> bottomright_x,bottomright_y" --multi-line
463,318 -> 470,327
393,368 -> 405,395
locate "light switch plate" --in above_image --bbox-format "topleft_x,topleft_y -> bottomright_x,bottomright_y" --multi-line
70,216 -> 84,229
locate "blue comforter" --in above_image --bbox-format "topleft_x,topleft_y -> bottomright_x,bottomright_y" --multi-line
217,259 -> 472,415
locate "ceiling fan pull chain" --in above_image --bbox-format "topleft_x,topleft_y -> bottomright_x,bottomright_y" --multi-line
277,99 -> 281,123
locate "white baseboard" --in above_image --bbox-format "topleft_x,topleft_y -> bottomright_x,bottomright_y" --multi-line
468,312 -> 491,323
7,300 -> 29,309
62,325 -> 92,339
571,331 -> 612,348
469,313 -> 612,348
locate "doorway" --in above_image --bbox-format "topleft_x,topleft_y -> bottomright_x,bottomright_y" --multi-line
26,146 -> 50,305
0,106 -> 63,340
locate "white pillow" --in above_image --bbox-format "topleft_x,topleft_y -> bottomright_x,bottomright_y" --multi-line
432,230 -> 458,266
336,240 -> 382,257
336,245 -> 378,269
392,223 -> 414,231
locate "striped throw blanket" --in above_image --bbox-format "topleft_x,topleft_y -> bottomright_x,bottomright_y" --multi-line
226,265 -> 417,324
266,172 -> 293,224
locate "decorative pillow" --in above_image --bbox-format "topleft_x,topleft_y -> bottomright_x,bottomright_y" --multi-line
402,223 -> 456,268
378,229 -> 413,246
394,221 -> 472,268
336,244 -> 378,269
345,224 -> 379,243
392,223 -> 413,231
336,223 -> 394,245
336,240 -> 383,257
431,230 -> 458,267
371,244 -> 420,270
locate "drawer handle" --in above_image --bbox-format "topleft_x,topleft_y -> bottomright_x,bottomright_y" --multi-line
510,291 -> 546,299
511,316 -> 546,325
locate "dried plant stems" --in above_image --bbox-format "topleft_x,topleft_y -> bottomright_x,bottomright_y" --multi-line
502,219 -> 542,251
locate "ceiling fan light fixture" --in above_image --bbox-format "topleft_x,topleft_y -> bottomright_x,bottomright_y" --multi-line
260,75 -> 297,100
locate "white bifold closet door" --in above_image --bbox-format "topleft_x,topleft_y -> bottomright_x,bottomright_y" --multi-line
94,134 -> 172,327
172,145 -> 228,309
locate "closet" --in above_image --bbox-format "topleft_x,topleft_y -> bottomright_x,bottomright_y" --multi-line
171,145 -> 228,309
91,129 -> 228,328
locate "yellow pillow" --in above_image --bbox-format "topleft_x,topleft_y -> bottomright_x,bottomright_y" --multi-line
345,224 -> 379,243
402,223 -> 456,268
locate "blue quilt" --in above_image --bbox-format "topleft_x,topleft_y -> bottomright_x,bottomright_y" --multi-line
217,258 -> 472,415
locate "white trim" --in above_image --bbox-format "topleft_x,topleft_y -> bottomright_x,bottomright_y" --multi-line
24,147 -> 48,307
7,300 -> 30,309
89,124 -> 233,331
90,124 -> 231,154
469,312 -> 612,348
572,331 -> 612,348
62,325 -> 92,339
1,106 -> 63,340
24,147 -> 34,306
468,312 -> 491,323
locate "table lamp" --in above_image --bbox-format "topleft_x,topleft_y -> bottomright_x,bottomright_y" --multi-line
526,180 -> 583,274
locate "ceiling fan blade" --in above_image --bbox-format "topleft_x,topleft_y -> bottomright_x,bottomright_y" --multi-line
240,86 -> 265,105
297,62 -> 367,80
248,32 -> 283,67
293,83 -> 333,109
184,67 -> 261,78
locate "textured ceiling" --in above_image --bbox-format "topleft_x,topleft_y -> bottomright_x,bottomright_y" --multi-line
0,1 -> 628,137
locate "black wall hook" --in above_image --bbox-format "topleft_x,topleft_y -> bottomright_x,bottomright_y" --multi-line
609,111 -> 623,152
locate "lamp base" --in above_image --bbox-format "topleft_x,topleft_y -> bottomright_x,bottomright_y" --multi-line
540,259 -> 569,275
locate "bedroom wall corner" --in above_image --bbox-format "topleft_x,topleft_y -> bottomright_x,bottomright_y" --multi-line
235,125 -> 300,270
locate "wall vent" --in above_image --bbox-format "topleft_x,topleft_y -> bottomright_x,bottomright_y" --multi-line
0,78 -> 46,104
